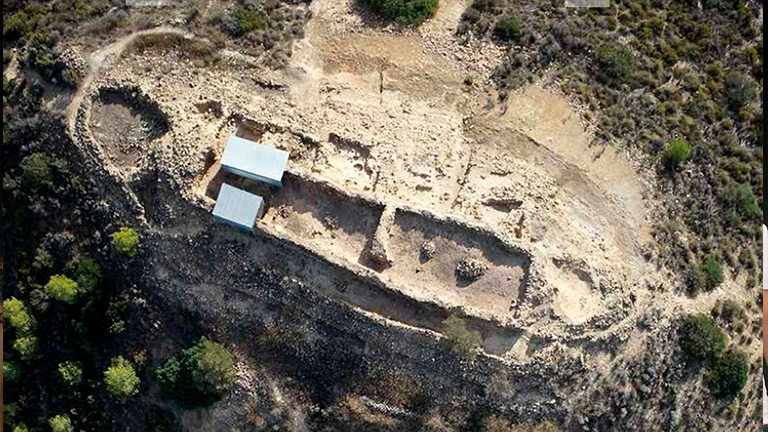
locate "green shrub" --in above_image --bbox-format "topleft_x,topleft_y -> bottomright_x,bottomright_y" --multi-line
715,299 -> 744,324
46,275 -> 80,304
462,7 -> 481,23
686,266 -> 707,295
678,314 -> 726,361
708,349 -> 748,397
724,71 -> 757,111
595,43 -> 635,80
4,403 -> 19,427
12,424 -> 28,432
3,12 -> 29,41
4,361 -> 22,382
699,256 -> 724,290
731,183 -> 758,219
48,415 -> 73,432
58,361 -> 83,387
661,138 -> 691,170
493,16 -> 522,42
156,337 -> 235,408
13,336 -> 38,360
111,227 -> 140,257
68,257 -> 102,293
229,6 -> 267,37
471,0 -> 499,12
363,0 -> 439,26
196,338 -> 236,394
3,297 -> 36,335
104,356 -> 140,402
20,152 -> 53,190
442,315 -> 482,360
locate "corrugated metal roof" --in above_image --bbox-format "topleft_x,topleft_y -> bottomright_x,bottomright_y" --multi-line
220,136 -> 289,187
212,183 -> 264,230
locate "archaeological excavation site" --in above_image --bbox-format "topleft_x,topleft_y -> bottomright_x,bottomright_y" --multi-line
3,0 -> 763,431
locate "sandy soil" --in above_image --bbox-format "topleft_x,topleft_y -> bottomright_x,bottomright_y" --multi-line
69,0 -> 668,360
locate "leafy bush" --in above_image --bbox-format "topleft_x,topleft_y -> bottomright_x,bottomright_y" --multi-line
104,356 -> 140,402
699,256 -> 723,290
12,424 -> 28,432
708,349 -> 748,397
442,315 -> 482,360
48,415 -> 73,432
111,227 -> 139,257
196,338 -> 236,394
493,16 -> 522,42
3,297 -> 36,335
362,0 -> 439,26
678,314 -> 726,361
46,275 -> 79,304
67,257 -> 102,293
595,43 -> 635,80
471,0 -> 499,12
3,12 -> 29,41
13,336 -> 38,361
724,71 -> 757,111
20,152 -> 53,190
58,361 -> 83,387
4,361 -> 22,382
156,337 -> 235,408
729,183 -> 758,219
717,300 -> 743,324
228,6 -> 267,38
4,403 -> 19,427
661,138 -> 691,170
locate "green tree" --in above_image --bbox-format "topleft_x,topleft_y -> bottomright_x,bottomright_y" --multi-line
68,258 -> 102,293
708,349 -> 748,397
493,16 -> 522,42
48,415 -> 73,432
363,0 -> 438,25
111,227 -> 140,257
12,424 -> 28,432
661,138 -> 691,170
678,314 -> 726,362
195,337 -> 236,394
13,336 -> 38,361
155,337 -> 235,408
58,361 -> 83,387
3,297 -> 36,334
442,315 -> 482,360
104,356 -> 140,402
46,275 -> 80,304
4,361 -> 22,382
20,152 -> 53,190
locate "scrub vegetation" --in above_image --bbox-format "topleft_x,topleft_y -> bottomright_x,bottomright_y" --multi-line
458,0 -> 763,292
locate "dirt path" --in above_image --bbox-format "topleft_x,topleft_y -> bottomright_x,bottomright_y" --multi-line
65,26 -> 190,135
420,0 -> 472,35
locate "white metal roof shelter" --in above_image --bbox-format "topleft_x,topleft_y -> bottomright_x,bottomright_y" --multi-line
220,135 -> 289,187
212,183 -> 265,232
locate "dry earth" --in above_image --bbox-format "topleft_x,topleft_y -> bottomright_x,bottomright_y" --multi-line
58,0 -> 763,429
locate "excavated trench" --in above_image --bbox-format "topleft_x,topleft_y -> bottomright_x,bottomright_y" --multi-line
254,172 -> 532,356
89,86 -> 170,168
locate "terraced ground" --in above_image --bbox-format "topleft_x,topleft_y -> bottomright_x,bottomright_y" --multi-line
52,0 -> 762,430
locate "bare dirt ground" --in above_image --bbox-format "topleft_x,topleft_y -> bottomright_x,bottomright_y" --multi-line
382,208 -> 529,317
64,0 -> 761,400
265,174 -> 385,266
66,0 -> 653,357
